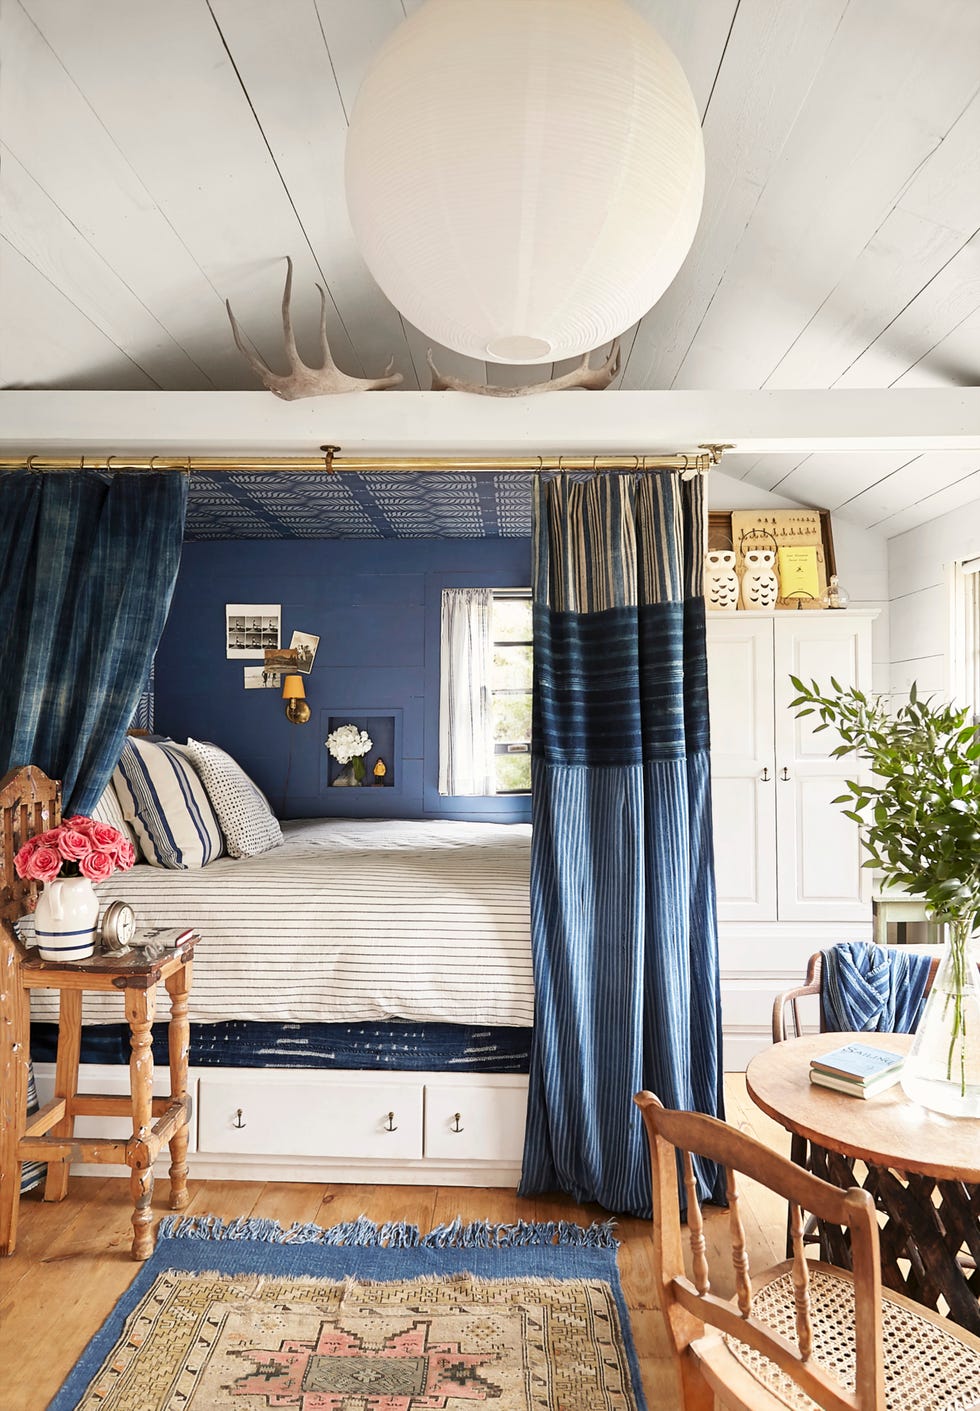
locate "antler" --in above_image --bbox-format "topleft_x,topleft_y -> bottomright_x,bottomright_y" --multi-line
226,257 -> 403,397
427,340 -> 620,396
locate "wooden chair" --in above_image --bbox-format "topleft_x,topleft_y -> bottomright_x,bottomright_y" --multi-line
770,950 -> 941,1044
634,1090 -> 980,1411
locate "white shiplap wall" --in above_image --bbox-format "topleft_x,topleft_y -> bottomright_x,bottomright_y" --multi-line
888,503 -> 980,701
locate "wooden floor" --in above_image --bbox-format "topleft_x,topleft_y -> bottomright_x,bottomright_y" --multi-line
0,1076 -> 791,1411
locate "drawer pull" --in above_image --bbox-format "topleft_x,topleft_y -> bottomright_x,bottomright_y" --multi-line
451,1112 -> 464,1133
233,1108 -> 246,1129
384,1111 -> 398,1133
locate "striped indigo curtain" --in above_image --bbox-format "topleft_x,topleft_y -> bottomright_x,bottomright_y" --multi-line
519,472 -> 726,1217
0,469 -> 187,814
438,587 -> 496,796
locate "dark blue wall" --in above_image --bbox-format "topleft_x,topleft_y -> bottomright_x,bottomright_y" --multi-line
154,539 -> 531,822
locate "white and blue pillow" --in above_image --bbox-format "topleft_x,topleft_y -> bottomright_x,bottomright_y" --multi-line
90,777 -> 141,857
182,738 -> 282,858
113,736 -> 224,869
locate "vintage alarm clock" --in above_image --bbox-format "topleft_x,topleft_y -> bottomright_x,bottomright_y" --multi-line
101,900 -> 137,953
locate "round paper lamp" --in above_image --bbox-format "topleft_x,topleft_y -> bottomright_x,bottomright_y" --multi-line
345,0 -> 704,364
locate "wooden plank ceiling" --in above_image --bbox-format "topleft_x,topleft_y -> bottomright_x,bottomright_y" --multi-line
2,0 -> 979,537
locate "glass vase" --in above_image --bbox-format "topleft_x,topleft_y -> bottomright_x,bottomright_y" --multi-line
332,761 -> 361,787
901,922 -> 980,1118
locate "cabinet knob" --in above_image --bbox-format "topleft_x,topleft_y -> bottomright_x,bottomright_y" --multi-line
233,1108 -> 246,1129
451,1112 -> 464,1133
760,767 -> 771,782
384,1111 -> 398,1133
780,767 -> 791,782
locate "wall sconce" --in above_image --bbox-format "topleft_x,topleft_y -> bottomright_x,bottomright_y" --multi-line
282,674 -> 310,724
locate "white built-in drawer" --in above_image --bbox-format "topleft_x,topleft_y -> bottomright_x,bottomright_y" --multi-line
424,1082 -> 527,1163
198,1076 -> 423,1161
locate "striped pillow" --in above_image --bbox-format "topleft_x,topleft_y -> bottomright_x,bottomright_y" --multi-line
113,737 -> 225,869
182,738 -> 283,858
90,778 -> 141,857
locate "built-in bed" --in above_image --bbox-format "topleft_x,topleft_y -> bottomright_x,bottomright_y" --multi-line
20,796 -> 534,1185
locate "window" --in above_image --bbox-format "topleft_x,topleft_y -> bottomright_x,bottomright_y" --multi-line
949,557 -> 980,718
491,592 -> 532,793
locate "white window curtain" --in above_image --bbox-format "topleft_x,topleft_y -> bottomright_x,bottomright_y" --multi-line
438,588 -> 495,796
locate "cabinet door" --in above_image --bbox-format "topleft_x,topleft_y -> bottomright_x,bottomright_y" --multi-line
706,617 -> 777,921
773,616 -> 873,921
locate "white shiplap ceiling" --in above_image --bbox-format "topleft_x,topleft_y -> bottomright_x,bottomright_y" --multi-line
2,0 -> 979,535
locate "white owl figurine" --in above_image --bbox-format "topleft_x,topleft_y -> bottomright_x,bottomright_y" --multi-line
740,548 -> 779,609
704,550 -> 739,611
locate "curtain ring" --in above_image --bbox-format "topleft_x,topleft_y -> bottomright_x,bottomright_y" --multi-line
26,455 -> 38,472
149,456 -> 159,471
105,455 -> 115,472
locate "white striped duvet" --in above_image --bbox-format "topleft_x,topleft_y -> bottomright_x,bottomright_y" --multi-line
27,818 -> 534,1029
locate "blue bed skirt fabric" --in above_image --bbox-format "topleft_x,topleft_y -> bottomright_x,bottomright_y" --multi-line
29,1019 -> 532,1073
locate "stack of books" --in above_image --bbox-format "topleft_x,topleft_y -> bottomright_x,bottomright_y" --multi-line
809,1042 -> 905,1099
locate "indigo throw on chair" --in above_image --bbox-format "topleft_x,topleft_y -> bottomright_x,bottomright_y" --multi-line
821,940 -> 932,1034
519,473 -> 726,1218
0,469 -> 187,815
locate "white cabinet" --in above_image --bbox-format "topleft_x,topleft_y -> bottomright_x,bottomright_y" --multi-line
424,1082 -> 527,1163
706,612 -> 874,924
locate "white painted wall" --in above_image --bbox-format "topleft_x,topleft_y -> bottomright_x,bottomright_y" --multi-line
887,500 -> 980,700
709,469 -> 890,692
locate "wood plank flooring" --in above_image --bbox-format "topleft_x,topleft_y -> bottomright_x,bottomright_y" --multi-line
0,1075 -> 791,1411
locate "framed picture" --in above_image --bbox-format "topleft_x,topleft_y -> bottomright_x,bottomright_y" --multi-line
243,667 -> 282,690
264,646 -> 300,672
289,630 -> 319,674
226,603 -> 281,659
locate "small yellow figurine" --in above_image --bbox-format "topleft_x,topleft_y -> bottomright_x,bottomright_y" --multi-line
373,758 -> 387,786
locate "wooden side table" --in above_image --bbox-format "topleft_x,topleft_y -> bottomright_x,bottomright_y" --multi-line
15,939 -> 198,1260
0,762 -> 198,1262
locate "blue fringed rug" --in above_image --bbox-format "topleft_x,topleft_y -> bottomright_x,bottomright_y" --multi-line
50,1217 -> 648,1411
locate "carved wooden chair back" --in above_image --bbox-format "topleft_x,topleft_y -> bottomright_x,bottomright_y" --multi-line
0,765 -> 61,938
635,1090 -> 884,1411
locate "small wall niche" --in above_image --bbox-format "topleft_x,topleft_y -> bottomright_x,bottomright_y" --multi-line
322,710 -> 402,792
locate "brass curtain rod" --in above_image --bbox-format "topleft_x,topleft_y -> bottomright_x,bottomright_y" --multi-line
1,445 -> 730,475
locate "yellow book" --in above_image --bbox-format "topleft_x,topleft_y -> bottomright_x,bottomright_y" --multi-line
777,546 -> 820,602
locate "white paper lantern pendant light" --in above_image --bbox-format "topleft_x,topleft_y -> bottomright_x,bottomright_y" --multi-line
345,0 -> 705,365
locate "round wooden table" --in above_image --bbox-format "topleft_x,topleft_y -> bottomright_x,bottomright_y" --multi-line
746,1031 -> 980,1333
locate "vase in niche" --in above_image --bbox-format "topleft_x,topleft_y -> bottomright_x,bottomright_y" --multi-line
34,876 -> 99,961
901,923 -> 980,1118
333,761 -> 362,787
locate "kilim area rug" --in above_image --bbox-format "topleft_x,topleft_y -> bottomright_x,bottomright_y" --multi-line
49,1216 -> 649,1411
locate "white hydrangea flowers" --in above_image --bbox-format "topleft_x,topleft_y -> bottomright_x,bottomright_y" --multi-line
325,723 -> 373,765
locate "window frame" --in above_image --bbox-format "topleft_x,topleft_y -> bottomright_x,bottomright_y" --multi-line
490,589 -> 532,795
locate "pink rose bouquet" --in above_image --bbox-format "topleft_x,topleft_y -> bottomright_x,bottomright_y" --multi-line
14,815 -> 136,884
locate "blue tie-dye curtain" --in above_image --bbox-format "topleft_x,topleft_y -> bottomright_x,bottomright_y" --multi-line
0,469 -> 187,814
519,472 -> 726,1218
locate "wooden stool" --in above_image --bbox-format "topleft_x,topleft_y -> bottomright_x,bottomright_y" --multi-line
0,764 -> 197,1261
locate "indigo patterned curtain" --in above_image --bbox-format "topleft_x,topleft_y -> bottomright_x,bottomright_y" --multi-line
518,472 -> 725,1217
0,469 -> 187,814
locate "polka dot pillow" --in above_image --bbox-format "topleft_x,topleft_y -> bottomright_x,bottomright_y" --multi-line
181,738 -> 283,859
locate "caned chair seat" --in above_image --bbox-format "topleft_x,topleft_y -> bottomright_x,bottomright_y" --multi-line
720,1263 -> 980,1410
634,1090 -> 980,1411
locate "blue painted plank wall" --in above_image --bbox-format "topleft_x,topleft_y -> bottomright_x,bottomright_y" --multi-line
154,538 -> 531,822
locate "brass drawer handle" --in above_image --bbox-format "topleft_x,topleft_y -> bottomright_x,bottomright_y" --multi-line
233,1108 -> 246,1129
384,1111 -> 398,1133
451,1112 -> 464,1133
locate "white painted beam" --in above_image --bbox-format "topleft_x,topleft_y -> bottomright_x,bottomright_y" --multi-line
1,389 -> 979,459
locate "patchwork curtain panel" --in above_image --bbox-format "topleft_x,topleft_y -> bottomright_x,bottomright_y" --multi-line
0,469 -> 187,814
519,472 -> 725,1217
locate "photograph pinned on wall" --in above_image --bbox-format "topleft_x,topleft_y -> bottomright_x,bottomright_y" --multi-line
264,646 -> 300,672
226,603 -> 281,659
243,666 -> 282,690
289,630 -> 319,674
